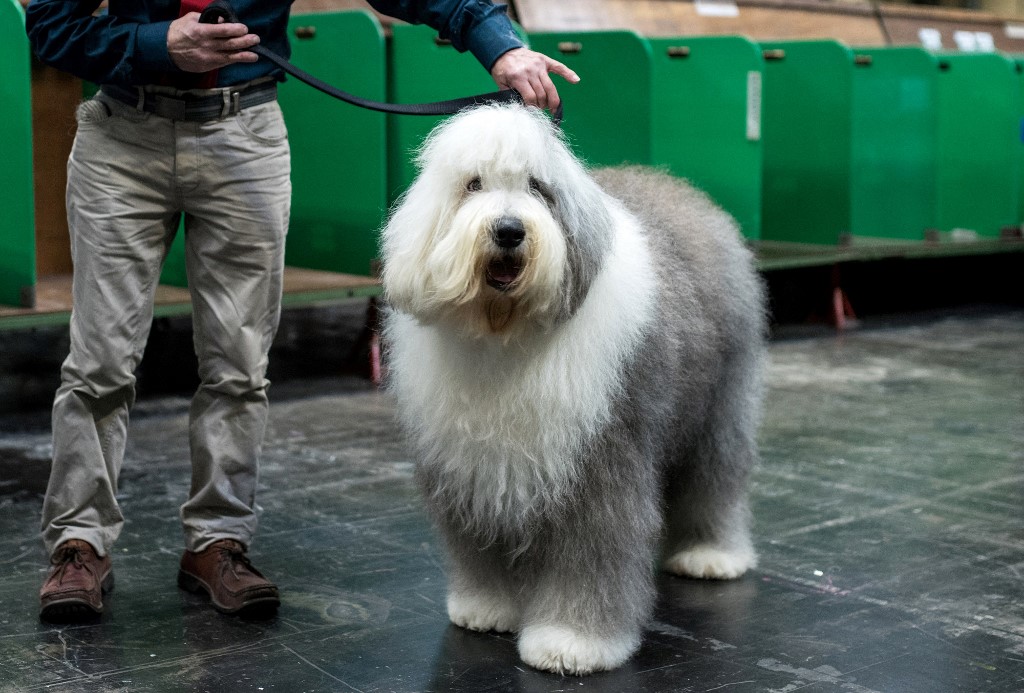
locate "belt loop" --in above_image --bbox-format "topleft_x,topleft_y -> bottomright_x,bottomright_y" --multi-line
134,86 -> 145,112
220,89 -> 241,117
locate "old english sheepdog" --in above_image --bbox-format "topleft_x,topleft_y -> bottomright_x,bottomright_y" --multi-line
381,104 -> 766,675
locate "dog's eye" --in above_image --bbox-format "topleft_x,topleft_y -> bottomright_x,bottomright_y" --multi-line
529,177 -> 553,204
466,176 -> 482,193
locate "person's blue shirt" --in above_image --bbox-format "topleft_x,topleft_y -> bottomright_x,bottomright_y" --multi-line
25,0 -> 524,87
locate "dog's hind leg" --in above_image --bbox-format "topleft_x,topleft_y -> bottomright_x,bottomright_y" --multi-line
663,350 -> 761,580
662,482 -> 757,580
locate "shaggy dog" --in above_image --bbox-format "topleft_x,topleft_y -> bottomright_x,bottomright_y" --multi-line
381,104 -> 766,675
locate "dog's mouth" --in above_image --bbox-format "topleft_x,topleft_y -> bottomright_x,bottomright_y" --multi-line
485,257 -> 523,291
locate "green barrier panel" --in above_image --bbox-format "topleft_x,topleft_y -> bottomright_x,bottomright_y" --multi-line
389,29 -> 648,199
1,0 -> 36,307
281,11 -> 386,276
934,53 -> 1018,239
387,23 -> 503,201
528,31 -> 652,168
760,41 -> 853,245
647,36 -> 762,240
850,47 -> 939,242
160,219 -> 188,287
161,10 -> 387,287
1015,57 -> 1024,229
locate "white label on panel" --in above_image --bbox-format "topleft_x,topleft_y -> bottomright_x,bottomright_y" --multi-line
746,71 -> 761,142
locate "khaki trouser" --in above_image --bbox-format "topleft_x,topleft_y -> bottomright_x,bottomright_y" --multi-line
42,89 -> 291,557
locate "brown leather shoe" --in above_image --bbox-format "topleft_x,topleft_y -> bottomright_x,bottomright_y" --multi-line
178,539 -> 279,617
39,539 -> 114,622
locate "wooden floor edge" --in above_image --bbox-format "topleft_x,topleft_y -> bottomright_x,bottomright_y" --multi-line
1,242 -> 1021,329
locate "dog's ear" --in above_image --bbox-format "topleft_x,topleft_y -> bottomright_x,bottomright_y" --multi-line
380,173 -> 452,316
547,150 -> 615,322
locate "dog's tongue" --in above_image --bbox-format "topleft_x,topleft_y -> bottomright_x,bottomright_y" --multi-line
487,258 -> 522,289
491,267 -> 519,283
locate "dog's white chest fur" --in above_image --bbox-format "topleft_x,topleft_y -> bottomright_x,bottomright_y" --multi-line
387,205 -> 656,528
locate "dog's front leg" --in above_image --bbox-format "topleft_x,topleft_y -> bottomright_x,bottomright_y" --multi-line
436,521 -> 521,634
516,475 -> 660,676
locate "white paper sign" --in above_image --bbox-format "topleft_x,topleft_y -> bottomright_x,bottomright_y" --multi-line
974,32 -> 996,51
954,30 -> 995,52
1006,24 -> 1024,39
918,28 -> 943,51
695,0 -> 740,17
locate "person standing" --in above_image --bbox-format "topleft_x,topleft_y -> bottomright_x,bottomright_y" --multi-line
25,0 -> 578,621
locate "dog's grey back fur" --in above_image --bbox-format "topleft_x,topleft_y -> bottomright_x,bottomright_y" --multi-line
593,165 -> 766,553
592,166 -> 766,467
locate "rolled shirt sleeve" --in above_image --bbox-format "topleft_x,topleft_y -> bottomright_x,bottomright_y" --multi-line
366,0 -> 523,71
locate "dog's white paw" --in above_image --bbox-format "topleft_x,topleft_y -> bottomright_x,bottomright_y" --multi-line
518,624 -> 639,675
664,544 -> 757,580
447,591 -> 519,633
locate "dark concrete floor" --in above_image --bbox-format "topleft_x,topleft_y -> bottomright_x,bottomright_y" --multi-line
0,306 -> 1022,692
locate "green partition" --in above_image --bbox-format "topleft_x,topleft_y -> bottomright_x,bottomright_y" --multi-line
159,219 -> 188,287
760,41 -> 853,245
387,23 -> 500,201
528,31 -> 652,169
281,11 -> 387,276
647,36 -> 762,240
389,29 -> 649,200
850,47 -> 939,242
934,53 -> 1018,239
1,0 -> 36,307
161,10 -> 387,287
1015,57 -> 1024,229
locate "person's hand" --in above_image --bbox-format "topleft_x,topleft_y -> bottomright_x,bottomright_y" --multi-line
167,12 -> 260,73
490,47 -> 580,112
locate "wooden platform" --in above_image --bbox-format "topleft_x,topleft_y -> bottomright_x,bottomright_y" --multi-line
3,239 -> 1022,330
514,0 -> 1024,51
755,235 -> 1024,271
0,267 -> 381,330
515,0 -> 887,44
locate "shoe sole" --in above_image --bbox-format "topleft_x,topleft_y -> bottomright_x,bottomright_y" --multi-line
40,572 -> 115,623
177,570 -> 280,618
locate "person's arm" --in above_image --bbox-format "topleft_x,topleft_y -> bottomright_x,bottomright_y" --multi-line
366,0 -> 517,70
366,0 -> 578,110
25,1 -> 260,85
25,0 -> 178,84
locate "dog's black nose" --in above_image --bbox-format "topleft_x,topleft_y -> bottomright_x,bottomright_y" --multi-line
492,216 -> 526,249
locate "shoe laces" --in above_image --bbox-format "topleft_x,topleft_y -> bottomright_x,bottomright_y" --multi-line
217,543 -> 263,580
50,544 -> 92,586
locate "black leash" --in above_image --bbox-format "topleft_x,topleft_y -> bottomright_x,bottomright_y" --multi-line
199,0 -> 561,122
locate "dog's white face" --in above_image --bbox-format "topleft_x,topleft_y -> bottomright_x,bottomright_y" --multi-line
382,105 -> 613,340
